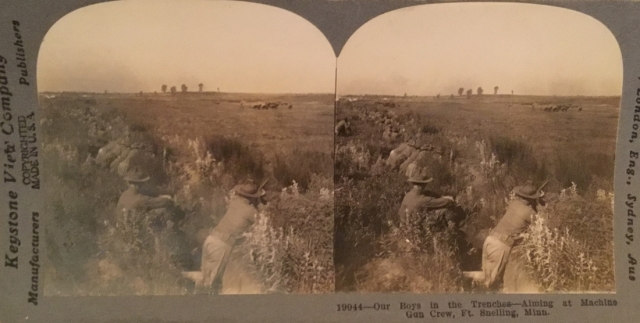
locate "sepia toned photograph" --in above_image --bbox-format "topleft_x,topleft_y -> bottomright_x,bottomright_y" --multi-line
38,0 -> 335,296
334,3 -> 619,293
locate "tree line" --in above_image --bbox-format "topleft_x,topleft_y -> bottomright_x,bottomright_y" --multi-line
160,83 -> 220,95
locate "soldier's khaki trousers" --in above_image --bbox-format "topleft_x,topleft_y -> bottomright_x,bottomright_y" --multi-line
482,235 -> 511,287
201,234 -> 233,293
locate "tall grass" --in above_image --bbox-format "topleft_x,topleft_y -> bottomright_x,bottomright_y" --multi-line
205,135 -> 265,182
272,149 -> 333,191
336,102 -> 615,293
42,96 -> 334,295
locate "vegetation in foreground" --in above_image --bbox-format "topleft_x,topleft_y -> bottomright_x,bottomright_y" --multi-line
335,97 -> 615,293
42,93 -> 334,295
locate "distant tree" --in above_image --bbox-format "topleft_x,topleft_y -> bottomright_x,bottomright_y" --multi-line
436,94 -> 440,99
170,86 -> 177,96
199,83 -> 204,92
458,88 -> 464,96
404,93 -> 407,97
477,87 -> 483,95
494,86 -> 499,95
181,84 -> 188,93
162,84 -> 167,93
450,94 -> 454,99
466,89 -> 472,98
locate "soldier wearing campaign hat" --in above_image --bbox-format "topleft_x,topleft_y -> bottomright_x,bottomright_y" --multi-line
464,181 -> 547,289
396,170 -> 456,221
183,178 -> 267,294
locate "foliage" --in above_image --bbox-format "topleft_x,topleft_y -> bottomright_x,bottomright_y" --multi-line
272,149 -> 333,191
205,134 -> 266,182
336,100 -> 615,293
42,95 -> 333,295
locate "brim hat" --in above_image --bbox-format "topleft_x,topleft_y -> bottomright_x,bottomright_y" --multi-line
124,166 -> 150,183
234,179 -> 268,198
513,182 -> 542,199
407,172 -> 433,184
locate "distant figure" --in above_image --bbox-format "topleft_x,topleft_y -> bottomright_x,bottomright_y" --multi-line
199,83 -> 204,92
335,117 -> 352,136
436,94 -> 440,99
494,86 -> 499,95
183,179 -> 267,294
450,94 -> 454,99
511,90 -> 514,95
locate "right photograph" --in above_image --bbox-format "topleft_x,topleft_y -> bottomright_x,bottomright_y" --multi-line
334,3 -> 620,293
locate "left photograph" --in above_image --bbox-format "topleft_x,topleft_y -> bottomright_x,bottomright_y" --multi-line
38,0 -> 335,295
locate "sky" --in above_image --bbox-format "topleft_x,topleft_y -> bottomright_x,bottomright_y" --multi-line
37,0 -> 335,93
338,3 -> 623,96
37,1 -> 623,96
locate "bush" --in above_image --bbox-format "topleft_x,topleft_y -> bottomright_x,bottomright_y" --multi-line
489,136 -> 549,184
517,212 -> 613,292
92,209 -> 186,295
205,135 -> 265,182
272,150 -> 333,191
420,123 -> 440,135
554,150 -> 614,193
355,211 -> 463,293
241,180 -> 334,293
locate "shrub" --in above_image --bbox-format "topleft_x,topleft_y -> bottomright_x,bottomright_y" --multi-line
241,179 -> 334,294
420,123 -> 440,135
205,135 -> 266,182
554,150 -> 614,193
93,209 -> 186,295
272,149 -> 333,190
489,136 -> 549,184
355,211 -> 463,293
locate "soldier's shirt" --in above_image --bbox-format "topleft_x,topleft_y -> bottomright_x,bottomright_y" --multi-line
116,187 -> 173,215
212,196 -> 258,245
398,187 -> 452,218
492,198 -> 537,241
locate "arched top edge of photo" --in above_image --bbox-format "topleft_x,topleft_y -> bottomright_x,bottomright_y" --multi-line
37,0 -> 336,94
337,2 -> 622,98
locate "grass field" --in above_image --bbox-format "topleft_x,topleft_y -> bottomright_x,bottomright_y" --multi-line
108,92 -> 334,160
335,94 -> 617,293
41,91 -> 335,295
